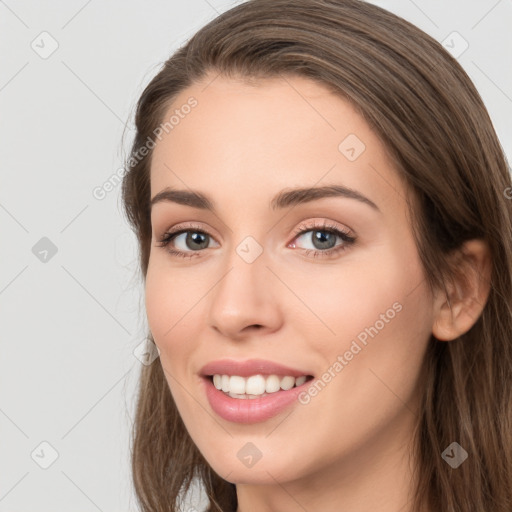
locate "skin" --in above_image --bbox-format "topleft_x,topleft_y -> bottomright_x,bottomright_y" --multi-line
145,73 -> 491,512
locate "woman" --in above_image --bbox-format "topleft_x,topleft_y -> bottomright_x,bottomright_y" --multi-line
121,0 -> 512,510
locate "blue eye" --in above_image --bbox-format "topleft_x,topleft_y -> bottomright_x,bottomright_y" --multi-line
156,224 -> 218,259
291,225 -> 355,257
156,220 -> 356,260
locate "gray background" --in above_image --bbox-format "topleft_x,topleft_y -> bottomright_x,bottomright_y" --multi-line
1,1 -> 510,511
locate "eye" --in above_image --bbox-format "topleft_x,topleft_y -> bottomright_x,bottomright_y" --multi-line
155,220 -> 356,260
155,223 -> 219,259
289,220 -> 356,258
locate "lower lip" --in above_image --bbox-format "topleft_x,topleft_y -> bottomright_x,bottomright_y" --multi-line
202,376 -> 310,424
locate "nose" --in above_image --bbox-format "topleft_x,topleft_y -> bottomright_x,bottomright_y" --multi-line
207,245 -> 283,340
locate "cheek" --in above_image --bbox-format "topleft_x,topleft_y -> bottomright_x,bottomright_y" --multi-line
284,241 -> 432,400
145,264 -> 171,343
305,245 -> 432,411
280,248 -> 422,348
144,264 -> 206,416
144,262 -> 199,360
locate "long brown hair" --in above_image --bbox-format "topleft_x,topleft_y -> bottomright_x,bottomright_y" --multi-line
121,1 -> 512,510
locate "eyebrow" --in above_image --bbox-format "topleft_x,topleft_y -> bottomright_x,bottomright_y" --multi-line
150,184 -> 380,213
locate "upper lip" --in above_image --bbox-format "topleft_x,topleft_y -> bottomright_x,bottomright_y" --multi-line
200,358 -> 313,378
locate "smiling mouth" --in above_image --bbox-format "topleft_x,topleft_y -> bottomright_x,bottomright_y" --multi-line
206,373 -> 314,399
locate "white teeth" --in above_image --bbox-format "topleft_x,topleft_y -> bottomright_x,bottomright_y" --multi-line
229,375 -> 246,395
280,376 -> 295,390
245,375 -> 266,395
211,373 -> 309,397
221,375 -> 230,393
295,375 -> 307,386
265,375 -> 281,393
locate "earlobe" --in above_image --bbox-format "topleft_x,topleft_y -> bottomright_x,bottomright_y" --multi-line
431,239 -> 492,342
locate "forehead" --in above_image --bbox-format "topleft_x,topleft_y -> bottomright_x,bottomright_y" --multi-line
149,74 -> 406,215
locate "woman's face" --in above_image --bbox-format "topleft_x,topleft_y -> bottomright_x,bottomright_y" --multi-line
146,73 -> 436,487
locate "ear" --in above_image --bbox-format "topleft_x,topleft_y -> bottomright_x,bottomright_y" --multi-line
432,239 -> 492,341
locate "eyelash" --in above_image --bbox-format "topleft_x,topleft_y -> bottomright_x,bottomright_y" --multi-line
155,220 -> 356,260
